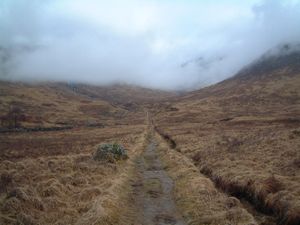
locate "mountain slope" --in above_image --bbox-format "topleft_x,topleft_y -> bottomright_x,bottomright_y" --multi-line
153,48 -> 300,224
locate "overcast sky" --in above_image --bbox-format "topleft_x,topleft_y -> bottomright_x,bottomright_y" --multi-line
0,0 -> 300,90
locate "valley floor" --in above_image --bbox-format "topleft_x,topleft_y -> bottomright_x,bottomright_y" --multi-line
0,123 -> 275,225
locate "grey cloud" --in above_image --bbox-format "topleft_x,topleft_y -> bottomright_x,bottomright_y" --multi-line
0,0 -> 299,90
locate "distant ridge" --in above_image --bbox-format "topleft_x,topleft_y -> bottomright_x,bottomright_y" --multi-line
234,43 -> 300,80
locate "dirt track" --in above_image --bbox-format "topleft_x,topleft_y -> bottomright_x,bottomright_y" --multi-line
132,137 -> 186,225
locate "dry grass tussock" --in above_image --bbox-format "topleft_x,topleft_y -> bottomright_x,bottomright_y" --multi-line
0,126 -> 147,225
155,133 -> 257,225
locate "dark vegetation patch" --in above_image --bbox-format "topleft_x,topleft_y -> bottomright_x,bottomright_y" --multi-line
0,126 -> 73,133
93,143 -> 129,163
199,166 -> 300,225
220,117 -> 234,122
154,126 -> 177,149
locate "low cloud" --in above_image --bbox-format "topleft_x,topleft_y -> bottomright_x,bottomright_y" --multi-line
0,0 -> 300,90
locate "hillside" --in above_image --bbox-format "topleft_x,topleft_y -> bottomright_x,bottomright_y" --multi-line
0,81 -> 177,224
0,48 -> 300,225
0,82 -> 174,129
153,48 -> 300,224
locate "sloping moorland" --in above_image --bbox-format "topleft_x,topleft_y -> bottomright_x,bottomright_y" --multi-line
0,49 -> 299,225
0,83 -> 172,224
153,50 -> 300,224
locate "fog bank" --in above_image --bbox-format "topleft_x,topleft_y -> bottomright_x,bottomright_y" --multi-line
0,0 -> 300,90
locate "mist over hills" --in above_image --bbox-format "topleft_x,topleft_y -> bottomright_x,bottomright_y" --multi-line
1,41 -> 300,92
1,0 -> 300,90
234,43 -> 300,79
1,43 -> 299,132
177,43 -> 300,101
1,1 -> 300,225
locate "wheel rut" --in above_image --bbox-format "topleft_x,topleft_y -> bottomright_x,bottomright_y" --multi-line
133,138 -> 186,225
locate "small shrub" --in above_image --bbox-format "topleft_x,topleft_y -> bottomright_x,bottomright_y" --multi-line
93,143 -> 128,163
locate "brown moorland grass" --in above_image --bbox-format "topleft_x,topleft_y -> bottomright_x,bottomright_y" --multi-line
0,81 -> 174,224
155,132 -> 258,225
153,68 -> 300,224
0,125 -> 145,161
1,53 -> 299,224
0,81 -> 153,129
154,115 -> 300,224
0,124 -> 148,225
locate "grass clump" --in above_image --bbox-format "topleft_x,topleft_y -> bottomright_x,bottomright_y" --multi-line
93,143 -> 128,163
